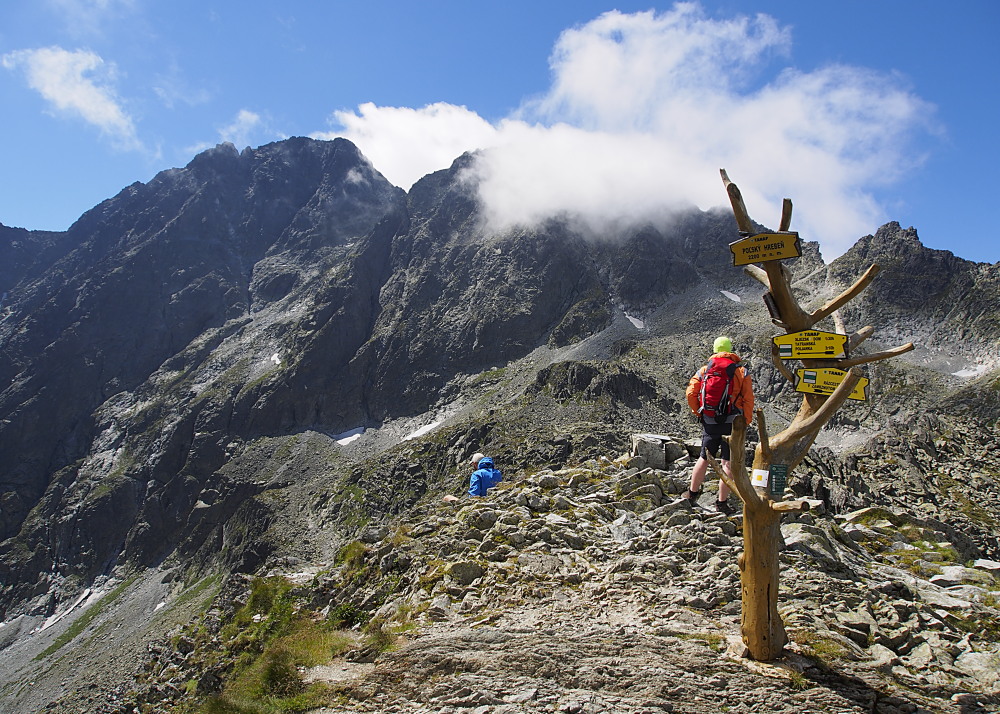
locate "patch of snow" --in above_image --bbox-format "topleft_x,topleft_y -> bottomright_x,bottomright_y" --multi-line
36,587 -> 95,633
270,352 -> 282,366
404,420 -> 442,441
154,602 -> 166,611
952,365 -> 988,378
721,290 -> 741,302
334,427 -> 365,446
625,314 -> 644,329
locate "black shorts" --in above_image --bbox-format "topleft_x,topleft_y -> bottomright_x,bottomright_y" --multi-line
700,421 -> 732,460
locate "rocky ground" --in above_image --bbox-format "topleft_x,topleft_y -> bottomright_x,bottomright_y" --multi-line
102,434 -> 1000,714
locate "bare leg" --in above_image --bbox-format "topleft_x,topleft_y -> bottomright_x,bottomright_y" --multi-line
718,459 -> 731,501
689,456 -> 709,493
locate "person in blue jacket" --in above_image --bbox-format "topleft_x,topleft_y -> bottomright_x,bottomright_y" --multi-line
468,452 -> 502,497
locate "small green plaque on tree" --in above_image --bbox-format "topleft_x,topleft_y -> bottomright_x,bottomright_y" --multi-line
768,464 -> 788,497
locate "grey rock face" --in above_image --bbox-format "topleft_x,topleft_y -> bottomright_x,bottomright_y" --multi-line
2,136 -> 1000,714
0,139 -> 755,616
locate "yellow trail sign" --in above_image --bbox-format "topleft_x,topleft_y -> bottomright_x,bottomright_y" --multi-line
773,330 -> 849,359
729,231 -> 801,266
794,368 -> 869,401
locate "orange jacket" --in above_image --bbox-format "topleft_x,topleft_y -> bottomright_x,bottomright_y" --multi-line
686,351 -> 754,419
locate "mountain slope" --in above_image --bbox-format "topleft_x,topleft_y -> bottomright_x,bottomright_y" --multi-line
0,137 -> 998,713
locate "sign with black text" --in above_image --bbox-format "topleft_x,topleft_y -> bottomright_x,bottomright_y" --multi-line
729,231 -> 801,266
773,330 -> 849,359
794,368 -> 869,401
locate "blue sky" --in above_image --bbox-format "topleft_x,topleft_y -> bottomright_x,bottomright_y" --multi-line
2,1 -> 998,263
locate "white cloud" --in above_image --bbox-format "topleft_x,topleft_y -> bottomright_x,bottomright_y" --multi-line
2,46 -> 142,151
220,109 -> 264,149
316,102 -> 500,188
319,3 -> 935,259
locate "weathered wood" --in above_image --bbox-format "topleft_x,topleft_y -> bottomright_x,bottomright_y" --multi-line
849,325 -> 875,350
704,451 -> 740,497
721,169 -> 754,233
830,342 -> 915,368
770,368 -> 863,448
833,310 -> 847,336
744,264 -> 770,287
769,499 -> 810,513
740,500 -> 786,660
718,170 -> 913,663
770,342 -> 796,384
755,409 -> 773,462
808,264 -> 881,325
779,198 -> 793,232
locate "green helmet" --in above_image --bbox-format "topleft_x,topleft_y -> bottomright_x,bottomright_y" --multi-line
713,336 -> 733,353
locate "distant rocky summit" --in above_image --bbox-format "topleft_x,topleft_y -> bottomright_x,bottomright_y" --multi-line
0,137 -> 998,713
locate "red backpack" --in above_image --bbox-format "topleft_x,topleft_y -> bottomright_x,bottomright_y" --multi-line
698,356 -> 740,424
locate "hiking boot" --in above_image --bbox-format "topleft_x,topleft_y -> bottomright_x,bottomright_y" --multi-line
715,499 -> 735,515
681,488 -> 703,505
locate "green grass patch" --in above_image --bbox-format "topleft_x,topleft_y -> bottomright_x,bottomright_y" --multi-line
953,611 -> 1000,643
327,602 -> 368,629
174,574 -> 224,610
358,617 -> 397,656
335,541 -> 368,570
789,628 -> 850,665
197,577 -> 354,714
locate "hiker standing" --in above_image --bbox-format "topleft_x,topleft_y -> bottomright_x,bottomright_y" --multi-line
468,452 -> 503,498
682,336 -> 754,514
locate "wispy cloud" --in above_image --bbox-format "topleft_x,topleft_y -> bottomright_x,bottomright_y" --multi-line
184,109 -> 276,157
219,109 -> 264,149
321,3 -> 935,259
45,0 -> 136,37
153,61 -> 212,109
2,46 -> 143,151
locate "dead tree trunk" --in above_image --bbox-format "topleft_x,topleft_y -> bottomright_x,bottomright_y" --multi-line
712,170 -> 914,661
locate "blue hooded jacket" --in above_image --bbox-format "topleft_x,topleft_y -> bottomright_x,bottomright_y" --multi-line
468,457 -> 502,497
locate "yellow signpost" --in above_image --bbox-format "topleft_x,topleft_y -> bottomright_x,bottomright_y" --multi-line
773,330 -> 849,359
794,368 -> 869,401
729,231 -> 801,266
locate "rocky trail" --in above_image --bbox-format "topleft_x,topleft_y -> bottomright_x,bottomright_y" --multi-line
114,435 -> 1000,714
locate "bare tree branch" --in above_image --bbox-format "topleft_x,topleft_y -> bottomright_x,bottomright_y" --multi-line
832,343 -> 915,368
755,409 -> 773,461
705,451 -> 740,496
744,265 -> 770,287
706,415 -> 762,510
833,310 -> 847,335
779,198 -> 793,232
770,343 -> 796,383
808,264 -> 881,325
770,500 -> 810,513
849,325 -> 875,351
721,169 -> 754,233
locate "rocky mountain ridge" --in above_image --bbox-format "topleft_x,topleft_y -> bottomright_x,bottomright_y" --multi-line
0,136 -> 998,712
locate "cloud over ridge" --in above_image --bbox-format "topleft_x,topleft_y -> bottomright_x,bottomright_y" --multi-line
326,4 -> 935,259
